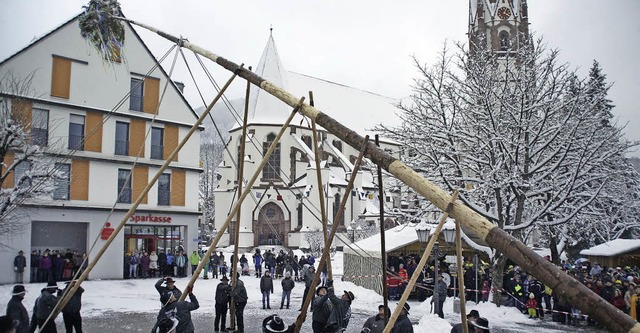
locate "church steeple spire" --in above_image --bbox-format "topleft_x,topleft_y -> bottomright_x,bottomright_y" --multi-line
469,0 -> 529,56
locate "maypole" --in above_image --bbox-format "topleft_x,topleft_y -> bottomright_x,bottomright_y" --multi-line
79,4 -> 640,332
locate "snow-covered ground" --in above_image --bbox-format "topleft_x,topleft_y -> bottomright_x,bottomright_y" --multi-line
0,251 -> 598,332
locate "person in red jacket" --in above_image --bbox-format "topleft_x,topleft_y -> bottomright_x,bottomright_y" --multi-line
398,264 -> 409,297
386,268 -> 400,300
611,288 -> 627,312
526,293 -> 538,318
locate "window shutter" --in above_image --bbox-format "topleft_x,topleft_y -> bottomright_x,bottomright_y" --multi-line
84,112 -> 103,153
11,99 -> 32,132
132,166 -> 149,204
1,152 -> 15,189
129,119 -> 146,157
164,124 -> 179,161
171,169 -> 185,206
143,77 -> 160,114
51,56 -> 71,99
70,160 -> 89,201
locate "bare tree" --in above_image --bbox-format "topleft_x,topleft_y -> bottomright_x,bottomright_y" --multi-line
379,38 -> 640,303
0,72 -> 61,234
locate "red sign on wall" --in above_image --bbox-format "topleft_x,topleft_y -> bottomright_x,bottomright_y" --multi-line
101,222 -> 115,240
129,214 -> 172,223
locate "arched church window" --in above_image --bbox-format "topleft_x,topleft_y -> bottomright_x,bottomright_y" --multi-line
262,133 -> 280,180
499,31 -> 511,51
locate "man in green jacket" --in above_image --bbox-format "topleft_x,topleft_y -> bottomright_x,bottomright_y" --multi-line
189,251 -> 200,276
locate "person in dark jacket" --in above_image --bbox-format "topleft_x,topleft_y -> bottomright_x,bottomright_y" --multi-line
6,285 -> 29,333
450,309 -> 479,333
301,266 -> 316,310
153,286 -> 199,333
281,272 -> 295,309
58,281 -> 83,333
52,253 -> 64,282
214,276 -> 231,333
261,271 -> 274,309
38,252 -> 52,283
31,281 -> 59,333
155,277 -> 182,304
311,286 -> 332,333
231,273 -> 247,332
434,275 -> 448,319
30,251 -> 39,283
361,304 -> 389,333
391,303 -> 413,333
326,289 -> 354,332
13,251 -> 27,284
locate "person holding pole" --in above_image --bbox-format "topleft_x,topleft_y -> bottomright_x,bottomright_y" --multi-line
231,273 -> 247,332
391,303 -> 413,333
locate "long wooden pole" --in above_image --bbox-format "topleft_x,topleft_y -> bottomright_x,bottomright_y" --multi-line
375,134 -> 389,326
176,99 -> 303,303
45,70 -> 239,328
311,117 -> 332,280
229,69 -> 252,329
293,136 -> 370,333
110,18 -> 640,333
456,219 -> 468,333
383,191 -> 459,333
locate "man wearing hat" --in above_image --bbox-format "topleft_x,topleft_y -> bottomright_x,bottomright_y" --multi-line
6,285 -> 29,333
231,273 -> 248,332
434,274 -> 448,318
391,303 -> 413,333
13,251 -> 26,284
361,304 -> 389,333
214,276 -> 231,333
154,285 -> 199,333
470,317 -> 490,333
155,277 -> 182,304
450,309 -> 480,333
262,314 -> 295,333
58,281 -> 84,333
311,286 -> 331,333
31,281 -> 60,333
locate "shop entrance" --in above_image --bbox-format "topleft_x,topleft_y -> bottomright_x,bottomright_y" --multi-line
124,225 -> 184,255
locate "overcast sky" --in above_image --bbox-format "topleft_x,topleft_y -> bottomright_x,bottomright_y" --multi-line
2,0 -> 639,155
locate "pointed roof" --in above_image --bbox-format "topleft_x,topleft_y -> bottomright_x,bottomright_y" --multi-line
245,32 -> 291,126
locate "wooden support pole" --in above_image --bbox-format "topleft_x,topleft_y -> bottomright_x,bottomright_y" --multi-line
229,67 -> 252,329
109,18 -> 640,333
456,219 -> 468,333
383,191 -> 459,333
176,99 -> 303,303
375,134 -> 389,325
293,136 -> 370,333
311,117 -> 332,280
45,70 -> 240,328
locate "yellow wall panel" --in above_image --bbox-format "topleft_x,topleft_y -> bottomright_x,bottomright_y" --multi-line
143,77 -> 160,114
164,124 -> 179,162
171,169 -> 185,206
132,166 -> 149,204
129,119 -> 145,158
70,160 -> 89,201
84,112 -> 103,153
51,56 -> 71,99
11,99 -> 32,132
1,152 -> 15,189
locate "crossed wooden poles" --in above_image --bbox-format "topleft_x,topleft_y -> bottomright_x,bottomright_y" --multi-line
55,16 -> 640,333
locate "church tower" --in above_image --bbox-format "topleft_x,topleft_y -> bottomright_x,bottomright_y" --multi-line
469,0 -> 529,56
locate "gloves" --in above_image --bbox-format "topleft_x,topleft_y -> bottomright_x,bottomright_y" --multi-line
13,267 -> 17,272
327,280 -> 334,288
187,286 -> 193,294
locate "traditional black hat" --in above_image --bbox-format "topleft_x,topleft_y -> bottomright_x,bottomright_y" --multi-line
12,285 -> 26,295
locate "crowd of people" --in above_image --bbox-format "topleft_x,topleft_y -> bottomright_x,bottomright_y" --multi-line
14,249 -> 88,285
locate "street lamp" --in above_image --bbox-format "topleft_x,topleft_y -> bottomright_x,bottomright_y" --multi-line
347,221 -> 357,242
415,221 -> 447,317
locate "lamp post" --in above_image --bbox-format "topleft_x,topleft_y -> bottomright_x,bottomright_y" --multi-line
415,222 -> 441,315
346,225 -> 354,243
440,219 -> 457,312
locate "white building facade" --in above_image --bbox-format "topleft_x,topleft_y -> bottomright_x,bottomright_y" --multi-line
214,34 -> 402,250
0,15 -> 201,282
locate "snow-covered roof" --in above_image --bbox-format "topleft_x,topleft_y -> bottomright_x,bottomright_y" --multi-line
344,223 -> 420,258
235,33 -> 400,137
580,239 -> 640,257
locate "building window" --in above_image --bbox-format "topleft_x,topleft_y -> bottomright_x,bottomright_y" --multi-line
14,161 -> 32,187
333,193 -> 345,226
297,202 -> 303,227
53,163 -> 70,200
115,121 -> 129,155
117,169 -> 132,204
151,127 -> 164,159
262,133 -> 280,180
68,114 -> 85,150
32,108 -> 49,146
499,31 -> 511,51
158,174 -> 171,206
130,78 -> 143,111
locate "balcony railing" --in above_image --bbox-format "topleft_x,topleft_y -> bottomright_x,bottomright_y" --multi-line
158,190 -> 171,206
115,140 -> 129,156
151,144 -> 164,160
68,134 -> 84,150
118,188 -> 132,204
